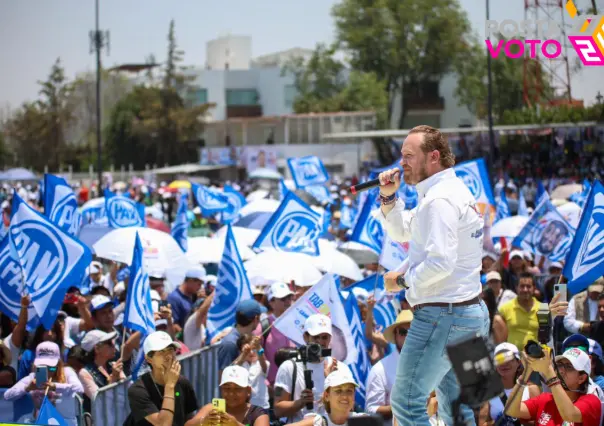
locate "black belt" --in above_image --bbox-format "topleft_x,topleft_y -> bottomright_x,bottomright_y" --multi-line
414,296 -> 480,311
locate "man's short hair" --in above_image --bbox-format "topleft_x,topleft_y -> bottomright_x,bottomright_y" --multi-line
408,125 -> 455,168
519,272 -> 535,285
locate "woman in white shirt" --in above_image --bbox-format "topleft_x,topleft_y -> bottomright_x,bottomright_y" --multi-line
483,343 -> 540,424
291,370 -> 366,426
233,334 -> 270,409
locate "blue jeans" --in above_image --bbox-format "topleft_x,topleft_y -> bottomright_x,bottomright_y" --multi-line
391,301 -> 490,426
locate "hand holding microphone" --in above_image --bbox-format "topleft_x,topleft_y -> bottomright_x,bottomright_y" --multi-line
378,168 -> 401,196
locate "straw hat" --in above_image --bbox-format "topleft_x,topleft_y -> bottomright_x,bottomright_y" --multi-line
383,310 -> 414,343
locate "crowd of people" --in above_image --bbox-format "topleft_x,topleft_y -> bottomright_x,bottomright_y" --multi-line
0,128 -> 603,426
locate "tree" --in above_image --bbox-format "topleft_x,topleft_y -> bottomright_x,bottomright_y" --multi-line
5,102 -> 49,171
499,103 -> 604,125
283,43 -> 388,127
332,0 -> 473,128
37,58 -> 74,170
454,37 -> 555,123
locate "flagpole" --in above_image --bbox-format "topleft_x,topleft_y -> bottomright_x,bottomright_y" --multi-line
120,329 -> 127,359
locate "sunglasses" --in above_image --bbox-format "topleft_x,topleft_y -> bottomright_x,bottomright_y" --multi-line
396,328 -> 408,337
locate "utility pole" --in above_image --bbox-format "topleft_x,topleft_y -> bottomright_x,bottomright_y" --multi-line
486,0 -> 496,176
89,0 -> 109,195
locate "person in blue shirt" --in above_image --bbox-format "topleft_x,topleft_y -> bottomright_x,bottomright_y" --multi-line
166,266 -> 206,333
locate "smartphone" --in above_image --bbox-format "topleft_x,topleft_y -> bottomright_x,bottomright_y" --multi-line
212,398 -> 226,413
158,300 -> 169,309
35,366 -> 48,387
554,283 -> 567,303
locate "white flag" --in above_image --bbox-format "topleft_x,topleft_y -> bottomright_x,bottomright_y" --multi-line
273,274 -> 358,364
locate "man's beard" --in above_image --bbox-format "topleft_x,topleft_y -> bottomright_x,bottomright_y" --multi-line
403,161 -> 429,185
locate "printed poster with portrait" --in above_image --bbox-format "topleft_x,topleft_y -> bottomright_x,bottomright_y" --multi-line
245,146 -> 279,172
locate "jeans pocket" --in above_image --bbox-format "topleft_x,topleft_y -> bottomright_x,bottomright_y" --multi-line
443,324 -> 483,355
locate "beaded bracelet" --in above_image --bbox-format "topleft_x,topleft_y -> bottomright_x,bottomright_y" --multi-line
379,192 -> 397,205
548,379 -> 562,388
545,376 -> 560,387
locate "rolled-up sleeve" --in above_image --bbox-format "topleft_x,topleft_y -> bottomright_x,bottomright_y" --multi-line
405,199 -> 459,289
563,297 -> 582,334
378,199 -> 414,243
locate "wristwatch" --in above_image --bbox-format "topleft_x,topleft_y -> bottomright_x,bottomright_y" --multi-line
396,274 -> 408,289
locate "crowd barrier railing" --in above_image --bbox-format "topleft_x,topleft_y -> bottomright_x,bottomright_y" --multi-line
91,344 -> 220,426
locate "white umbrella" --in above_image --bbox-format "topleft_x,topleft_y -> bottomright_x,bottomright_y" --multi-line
337,241 -> 380,265
145,206 -> 164,221
187,236 -> 256,264
490,216 -> 529,238
314,240 -> 364,281
81,197 -> 105,210
93,227 -> 190,292
244,250 -> 323,286
557,202 -> 582,228
214,226 -> 261,247
248,168 -> 282,180
245,190 -> 269,203
551,183 -> 582,199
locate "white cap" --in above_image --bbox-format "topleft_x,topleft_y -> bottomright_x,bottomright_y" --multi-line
205,275 -> 218,286
304,314 -> 332,336
557,347 -> 591,374
143,331 -> 181,355
219,365 -> 249,387
193,206 -> 202,215
324,369 -> 358,390
339,189 -> 347,196
185,266 -> 206,281
509,250 -> 524,260
495,342 -> 520,359
482,251 -> 498,261
91,261 -> 103,270
251,286 -> 264,296
89,264 -> 101,274
351,287 -> 370,305
155,319 -> 168,327
524,251 -> 534,262
549,261 -> 563,269
485,271 -> 502,282
268,282 -> 294,301
90,295 -> 112,312
81,330 -> 117,352
1,200 -> 9,209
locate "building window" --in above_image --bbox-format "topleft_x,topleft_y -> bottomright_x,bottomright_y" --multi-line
186,88 -> 208,107
226,89 -> 259,105
284,85 -> 297,108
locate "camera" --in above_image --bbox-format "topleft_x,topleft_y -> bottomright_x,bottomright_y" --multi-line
536,302 -> 551,344
284,343 -> 331,364
524,340 -> 551,359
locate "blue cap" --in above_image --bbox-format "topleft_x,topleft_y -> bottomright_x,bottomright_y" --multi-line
589,339 -> 603,360
562,334 -> 590,352
236,299 -> 262,319
117,267 -> 130,282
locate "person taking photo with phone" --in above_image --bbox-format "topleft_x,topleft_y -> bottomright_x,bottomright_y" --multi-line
126,331 -> 198,426
4,341 -> 84,426
190,365 -> 269,426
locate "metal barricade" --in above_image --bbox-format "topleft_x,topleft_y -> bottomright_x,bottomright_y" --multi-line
90,344 -> 220,426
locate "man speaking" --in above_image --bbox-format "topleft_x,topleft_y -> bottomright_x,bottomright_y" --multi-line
377,125 -> 489,426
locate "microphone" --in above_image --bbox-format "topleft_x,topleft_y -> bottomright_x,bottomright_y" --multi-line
349,170 -> 400,195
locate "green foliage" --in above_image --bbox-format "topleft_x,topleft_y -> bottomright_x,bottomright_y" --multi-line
332,0 -> 473,127
499,103 -> 604,125
283,43 -> 388,127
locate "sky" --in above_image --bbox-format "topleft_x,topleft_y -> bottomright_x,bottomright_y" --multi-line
1,0 -> 603,111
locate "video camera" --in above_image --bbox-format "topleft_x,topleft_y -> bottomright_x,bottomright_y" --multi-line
283,344 -> 332,410
283,343 -> 331,364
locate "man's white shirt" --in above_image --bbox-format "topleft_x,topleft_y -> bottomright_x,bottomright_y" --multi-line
563,295 -> 598,334
379,168 -> 484,306
365,350 -> 400,426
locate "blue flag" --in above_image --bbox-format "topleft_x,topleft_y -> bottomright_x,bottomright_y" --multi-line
9,192 -> 91,329
220,186 -> 248,224
339,205 -> 355,229
350,194 -> 384,254
536,180 -> 549,206
454,158 -> 496,219
36,396 -> 68,425
279,179 -> 289,201
513,199 -> 575,262
305,185 -> 332,205
0,236 -> 40,329
207,226 -> 253,337
374,300 -> 398,331
253,191 -> 322,256
105,192 -> 145,228
287,156 -> 329,188
569,179 -> 591,208
343,292 -> 371,408
518,189 -> 529,216
123,233 -> 156,336
341,274 -> 384,294
495,191 -> 511,223
43,174 -> 82,237
171,194 -> 188,252
191,183 -> 230,216
563,181 -> 604,293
